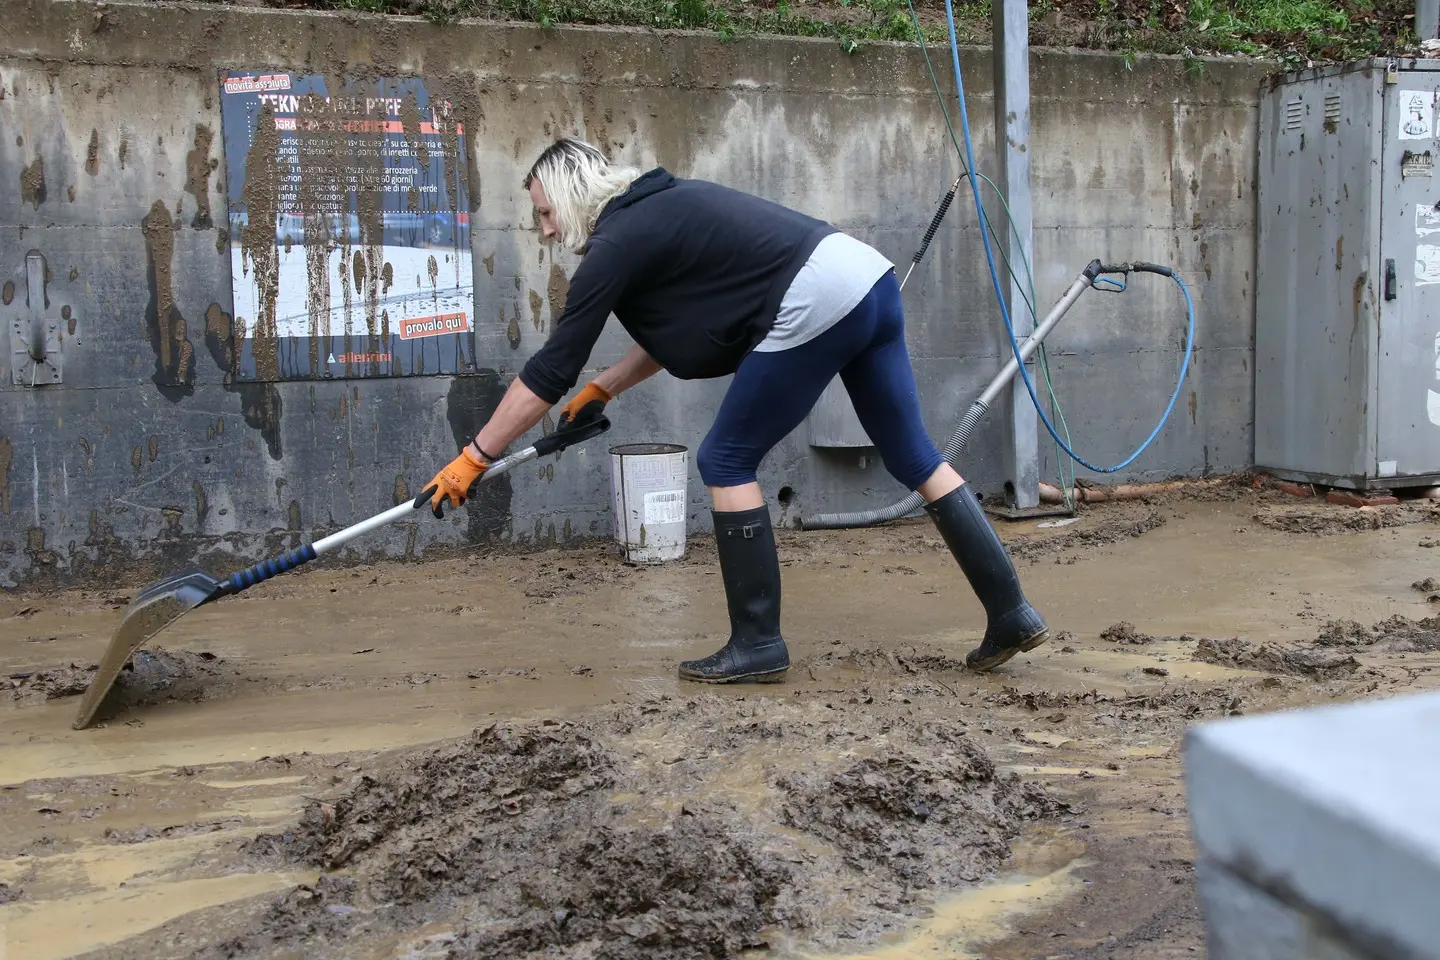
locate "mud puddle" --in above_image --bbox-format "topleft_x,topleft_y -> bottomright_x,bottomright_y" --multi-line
792,832 -> 1089,960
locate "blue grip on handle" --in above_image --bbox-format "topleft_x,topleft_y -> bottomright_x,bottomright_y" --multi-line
225,544 -> 317,593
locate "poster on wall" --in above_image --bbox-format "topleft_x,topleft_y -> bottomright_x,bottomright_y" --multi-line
219,71 -> 476,381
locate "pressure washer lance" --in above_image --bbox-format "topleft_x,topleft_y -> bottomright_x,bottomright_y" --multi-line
898,173 -> 963,291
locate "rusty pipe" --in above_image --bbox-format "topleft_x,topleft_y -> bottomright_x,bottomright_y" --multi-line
1038,477 -> 1232,504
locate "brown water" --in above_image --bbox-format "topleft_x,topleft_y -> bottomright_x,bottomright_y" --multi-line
3,487 -> 1438,958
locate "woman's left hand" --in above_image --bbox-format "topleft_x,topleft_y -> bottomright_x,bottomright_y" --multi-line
557,380 -> 612,429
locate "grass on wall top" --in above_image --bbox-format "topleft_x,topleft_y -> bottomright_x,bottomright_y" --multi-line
261,0 -> 1420,69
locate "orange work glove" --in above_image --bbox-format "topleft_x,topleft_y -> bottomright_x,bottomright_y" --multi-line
557,380 -> 611,430
416,445 -> 491,519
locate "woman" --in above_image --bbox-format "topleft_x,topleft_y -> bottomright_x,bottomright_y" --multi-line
419,136 -> 1049,682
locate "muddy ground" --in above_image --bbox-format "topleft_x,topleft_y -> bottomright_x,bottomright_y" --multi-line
3,478 -> 1439,959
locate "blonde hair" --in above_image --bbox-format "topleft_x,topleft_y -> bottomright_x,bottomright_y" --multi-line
524,136 -> 642,253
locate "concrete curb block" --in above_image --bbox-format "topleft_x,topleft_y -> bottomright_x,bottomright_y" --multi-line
1183,691 -> 1440,960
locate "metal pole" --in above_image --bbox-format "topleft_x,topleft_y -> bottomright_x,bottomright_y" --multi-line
1420,0 -> 1440,42
992,0 -> 1039,509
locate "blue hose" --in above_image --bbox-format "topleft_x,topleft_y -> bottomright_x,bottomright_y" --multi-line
941,0 -> 1196,474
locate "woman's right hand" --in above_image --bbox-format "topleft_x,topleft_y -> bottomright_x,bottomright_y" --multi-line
415,446 -> 491,518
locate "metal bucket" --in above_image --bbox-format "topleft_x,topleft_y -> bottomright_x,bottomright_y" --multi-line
610,442 -> 689,563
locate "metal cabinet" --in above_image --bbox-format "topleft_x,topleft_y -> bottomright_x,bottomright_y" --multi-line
1256,58 -> 1440,490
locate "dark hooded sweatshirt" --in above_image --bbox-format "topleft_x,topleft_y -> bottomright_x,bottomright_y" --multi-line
517,168 -> 837,405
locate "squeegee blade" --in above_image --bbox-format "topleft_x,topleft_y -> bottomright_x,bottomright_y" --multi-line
71,567 -> 223,730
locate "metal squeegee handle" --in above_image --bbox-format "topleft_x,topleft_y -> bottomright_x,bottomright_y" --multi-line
216,416 -> 613,597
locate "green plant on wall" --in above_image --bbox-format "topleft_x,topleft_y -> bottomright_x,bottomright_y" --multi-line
322,0 -> 1417,65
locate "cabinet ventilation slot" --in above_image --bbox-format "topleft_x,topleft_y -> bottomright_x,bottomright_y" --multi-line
1324,94 -> 1342,125
1285,99 -> 1304,131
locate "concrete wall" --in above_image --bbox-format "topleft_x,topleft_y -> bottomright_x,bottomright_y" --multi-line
0,0 -> 1268,587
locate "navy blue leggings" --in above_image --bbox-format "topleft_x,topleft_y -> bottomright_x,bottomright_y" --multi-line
697,269 -> 944,491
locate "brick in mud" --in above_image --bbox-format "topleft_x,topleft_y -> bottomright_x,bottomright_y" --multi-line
1274,481 -> 1316,498
1325,490 -> 1398,507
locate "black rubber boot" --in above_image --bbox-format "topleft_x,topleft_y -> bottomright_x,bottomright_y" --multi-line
926,485 -> 1049,671
678,506 -> 790,684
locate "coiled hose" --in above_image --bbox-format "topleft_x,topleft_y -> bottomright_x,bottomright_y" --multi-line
801,403 -> 987,530
800,261 -> 1186,531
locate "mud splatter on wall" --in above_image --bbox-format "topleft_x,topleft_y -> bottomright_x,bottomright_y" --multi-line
238,102 -> 282,381
141,199 -> 196,398
0,10 -> 1262,592
19,156 -> 45,208
0,437 -> 11,516
205,302 -> 235,375
399,91 -> 430,170
445,372 -> 514,543
184,123 -> 218,229
239,383 -> 283,460
203,302 -> 283,460
85,129 -> 100,176
547,263 -> 569,323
